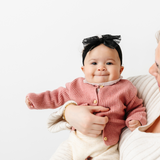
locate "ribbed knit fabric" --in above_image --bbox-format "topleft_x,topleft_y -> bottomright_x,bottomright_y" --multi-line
47,101 -> 76,133
49,139 -> 73,160
47,102 -> 74,133
119,75 -> 160,160
28,77 -> 146,146
50,131 -> 119,160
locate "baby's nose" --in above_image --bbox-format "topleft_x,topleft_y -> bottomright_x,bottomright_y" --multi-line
98,66 -> 106,71
149,63 -> 158,77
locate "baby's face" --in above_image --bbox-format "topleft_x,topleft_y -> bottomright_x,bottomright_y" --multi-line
81,44 -> 124,83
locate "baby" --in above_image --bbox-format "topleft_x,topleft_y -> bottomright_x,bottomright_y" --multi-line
26,34 -> 147,160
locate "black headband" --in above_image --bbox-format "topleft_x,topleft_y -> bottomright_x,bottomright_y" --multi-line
82,34 -> 122,65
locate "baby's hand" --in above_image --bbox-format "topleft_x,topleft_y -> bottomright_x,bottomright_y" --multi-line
25,96 -> 34,109
128,120 -> 141,131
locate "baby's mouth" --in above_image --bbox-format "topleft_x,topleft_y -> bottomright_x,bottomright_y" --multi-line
94,74 -> 109,77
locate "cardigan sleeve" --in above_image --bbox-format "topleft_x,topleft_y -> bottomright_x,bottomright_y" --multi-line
125,84 -> 147,127
47,100 -> 77,133
27,86 -> 71,109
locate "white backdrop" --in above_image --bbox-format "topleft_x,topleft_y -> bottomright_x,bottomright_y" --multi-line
0,0 -> 160,159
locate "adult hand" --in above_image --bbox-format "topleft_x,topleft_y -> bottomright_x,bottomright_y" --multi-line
65,104 -> 109,137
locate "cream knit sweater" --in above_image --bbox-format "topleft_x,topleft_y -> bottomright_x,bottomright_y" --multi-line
119,75 -> 160,160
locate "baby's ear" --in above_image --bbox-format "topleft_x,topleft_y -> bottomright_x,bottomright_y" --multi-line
120,66 -> 124,74
81,66 -> 85,73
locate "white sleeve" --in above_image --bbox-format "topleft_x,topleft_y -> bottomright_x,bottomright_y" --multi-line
119,75 -> 160,160
47,100 -> 77,133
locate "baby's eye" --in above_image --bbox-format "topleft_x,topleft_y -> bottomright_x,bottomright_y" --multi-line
106,62 -> 113,65
91,62 -> 97,65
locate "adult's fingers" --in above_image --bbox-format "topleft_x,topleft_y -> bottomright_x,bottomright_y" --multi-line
91,114 -> 109,125
90,106 -> 110,113
89,123 -> 105,131
85,127 -> 103,137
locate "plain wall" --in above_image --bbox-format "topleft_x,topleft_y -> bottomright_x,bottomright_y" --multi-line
0,0 -> 160,159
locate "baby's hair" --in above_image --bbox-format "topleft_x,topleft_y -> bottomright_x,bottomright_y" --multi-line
82,34 -> 122,66
156,30 -> 160,43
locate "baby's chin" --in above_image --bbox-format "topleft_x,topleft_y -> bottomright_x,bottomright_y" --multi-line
89,76 -> 120,84
99,76 -> 117,82
91,77 -> 110,83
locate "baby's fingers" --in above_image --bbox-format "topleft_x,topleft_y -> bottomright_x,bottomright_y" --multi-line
129,126 -> 136,131
129,120 -> 141,131
25,97 -> 34,108
128,120 -> 137,125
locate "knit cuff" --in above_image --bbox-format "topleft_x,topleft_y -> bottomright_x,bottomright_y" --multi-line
47,100 -> 77,133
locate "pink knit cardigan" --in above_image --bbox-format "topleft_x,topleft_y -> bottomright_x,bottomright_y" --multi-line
27,77 -> 147,146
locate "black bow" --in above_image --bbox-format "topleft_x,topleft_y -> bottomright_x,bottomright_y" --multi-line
82,34 -> 121,49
